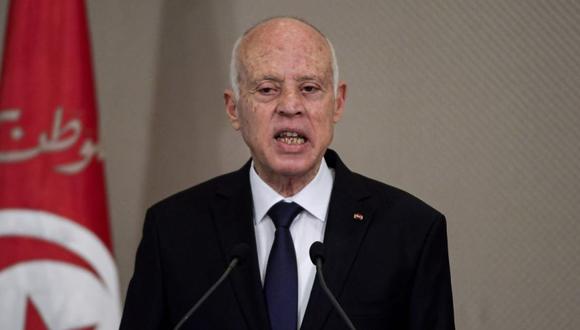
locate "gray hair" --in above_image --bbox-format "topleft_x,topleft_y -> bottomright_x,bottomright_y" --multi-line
229,17 -> 340,100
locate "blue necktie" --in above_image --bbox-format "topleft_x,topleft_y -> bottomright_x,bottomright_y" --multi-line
264,201 -> 303,330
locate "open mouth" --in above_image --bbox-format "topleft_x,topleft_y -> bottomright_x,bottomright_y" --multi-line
275,131 -> 307,145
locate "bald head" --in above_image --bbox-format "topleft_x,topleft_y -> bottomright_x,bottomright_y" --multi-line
229,17 -> 339,99
223,17 -> 347,195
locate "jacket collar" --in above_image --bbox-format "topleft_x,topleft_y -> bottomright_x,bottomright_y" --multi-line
211,159 -> 271,329
300,149 -> 374,330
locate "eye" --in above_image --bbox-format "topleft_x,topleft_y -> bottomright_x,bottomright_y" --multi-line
258,87 -> 277,95
301,84 -> 321,94
255,82 -> 279,96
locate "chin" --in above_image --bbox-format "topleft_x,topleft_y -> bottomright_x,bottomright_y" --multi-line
271,159 -> 317,178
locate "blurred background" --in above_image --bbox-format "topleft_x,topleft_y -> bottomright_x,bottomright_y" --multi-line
1,1 -> 579,329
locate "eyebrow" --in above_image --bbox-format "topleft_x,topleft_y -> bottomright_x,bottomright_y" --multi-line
251,74 -> 324,85
251,75 -> 283,85
296,75 -> 324,83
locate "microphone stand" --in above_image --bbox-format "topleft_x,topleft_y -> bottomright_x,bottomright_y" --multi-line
313,258 -> 357,330
173,242 -> 249,330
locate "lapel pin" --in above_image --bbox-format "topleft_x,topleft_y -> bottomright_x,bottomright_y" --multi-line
353,212 -> 364,221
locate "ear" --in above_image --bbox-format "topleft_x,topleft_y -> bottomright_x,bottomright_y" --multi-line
332,81 -> 347,123
224,89 -> 241,130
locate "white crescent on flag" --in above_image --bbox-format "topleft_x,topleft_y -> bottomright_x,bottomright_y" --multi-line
0,210 -> 121,329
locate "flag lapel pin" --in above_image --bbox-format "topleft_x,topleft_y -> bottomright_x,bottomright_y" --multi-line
353,212 -> 364,221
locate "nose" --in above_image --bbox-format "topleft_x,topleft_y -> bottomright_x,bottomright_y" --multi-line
276,88 -> 304,117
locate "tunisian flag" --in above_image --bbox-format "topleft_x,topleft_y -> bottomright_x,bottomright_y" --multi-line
0,0 -> 121,329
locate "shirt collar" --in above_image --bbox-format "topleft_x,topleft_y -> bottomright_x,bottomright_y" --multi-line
249,158 -> 335,224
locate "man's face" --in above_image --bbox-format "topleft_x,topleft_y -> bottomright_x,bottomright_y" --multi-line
225,19 -> 346,183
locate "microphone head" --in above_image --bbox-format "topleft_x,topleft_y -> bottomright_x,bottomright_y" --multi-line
229,243 -> 250,265
309,241 -> 326,265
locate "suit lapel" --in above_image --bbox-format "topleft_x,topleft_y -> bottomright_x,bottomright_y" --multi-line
301,150 -> 374,330
210,161 -> 271,330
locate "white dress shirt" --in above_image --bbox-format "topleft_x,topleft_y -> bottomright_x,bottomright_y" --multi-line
249,159 -> 335,327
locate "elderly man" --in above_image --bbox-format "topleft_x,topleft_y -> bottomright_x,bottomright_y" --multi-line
121,17 -> 454,330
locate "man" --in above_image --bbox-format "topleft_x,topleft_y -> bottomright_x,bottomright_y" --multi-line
120,17 -> 454,329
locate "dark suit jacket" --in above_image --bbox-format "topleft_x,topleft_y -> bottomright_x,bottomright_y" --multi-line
120,150 -> 455,329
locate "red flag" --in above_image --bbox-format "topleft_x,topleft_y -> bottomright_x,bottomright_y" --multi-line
0,0 -> 120,329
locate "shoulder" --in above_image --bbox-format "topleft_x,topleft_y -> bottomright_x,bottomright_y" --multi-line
146,164 -> 248,221
346,171 -> 448,249
356,172 -> 442,219
327,149 -> 443,226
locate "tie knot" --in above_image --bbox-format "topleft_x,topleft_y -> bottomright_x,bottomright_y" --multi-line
267,201 -> 303,229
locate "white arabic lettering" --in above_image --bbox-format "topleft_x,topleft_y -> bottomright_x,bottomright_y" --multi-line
0,107 -> 103,175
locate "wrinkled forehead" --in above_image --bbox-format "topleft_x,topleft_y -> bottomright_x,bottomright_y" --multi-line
238,19 -> 333,80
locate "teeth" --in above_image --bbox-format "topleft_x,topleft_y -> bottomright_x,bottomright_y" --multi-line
277,136 -> 305,144
276,131 -> 305,144
279,131 -> 299,137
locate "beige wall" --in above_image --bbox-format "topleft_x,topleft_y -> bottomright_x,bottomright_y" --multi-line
2,1 -> 579,329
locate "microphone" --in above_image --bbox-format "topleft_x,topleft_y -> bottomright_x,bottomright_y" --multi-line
309,241 -> 357,330
173,243 -> 250,330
